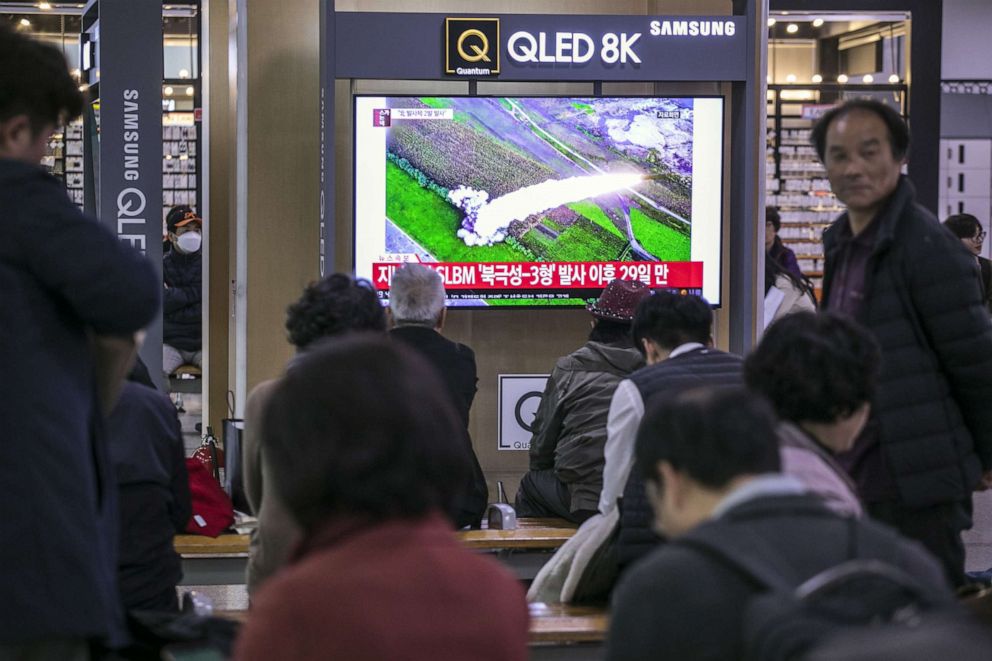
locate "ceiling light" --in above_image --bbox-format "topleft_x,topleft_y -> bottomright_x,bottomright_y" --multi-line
766,74 -> 772,84
812,18 -> 824,28
179,68 -> 190,79
768,18 -> 776,27
39,1 -> 53,9
71,68 -> 81,78
78,84 -> 88,91
185,86 -> 194,96
888,74 -> 900,84
786,23 -> 799,34
862,74 -> 874,83
786,74 -> 797,83
837,74 -> 849,84
165,154 -> 173,160
164,86 -> 174,96
811,74 -> 823,83
19,18 -> 31,27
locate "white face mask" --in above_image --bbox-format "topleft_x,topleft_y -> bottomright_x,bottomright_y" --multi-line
176,231 -> 202,254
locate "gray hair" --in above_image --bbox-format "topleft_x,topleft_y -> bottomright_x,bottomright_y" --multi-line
389,264 -> 446,326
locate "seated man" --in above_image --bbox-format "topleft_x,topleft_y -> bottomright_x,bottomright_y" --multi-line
746,311 -> 880,517
243,274 -> 387,593
162,205 -> 203,376
607,386 -> 954,661
516,278 -> 650,523
388,263 -> 487,527
235,336 -> 528,661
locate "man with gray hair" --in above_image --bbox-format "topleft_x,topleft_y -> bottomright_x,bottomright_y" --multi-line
389,263 -> 488,527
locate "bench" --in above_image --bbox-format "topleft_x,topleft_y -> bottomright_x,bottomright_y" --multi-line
208,600 -> 606,659
169,364 -> 202,394
176,517 -> 578,585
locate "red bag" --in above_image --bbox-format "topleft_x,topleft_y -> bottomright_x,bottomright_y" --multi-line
184,458 -> 235,537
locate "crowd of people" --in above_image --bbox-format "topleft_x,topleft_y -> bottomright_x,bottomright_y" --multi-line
7,19 -> 992,661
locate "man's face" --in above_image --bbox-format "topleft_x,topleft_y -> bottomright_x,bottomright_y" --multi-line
822,109 -> 903,218
963,227 -> 985,257
765,220 -> 776,252
0,115 -> 55,165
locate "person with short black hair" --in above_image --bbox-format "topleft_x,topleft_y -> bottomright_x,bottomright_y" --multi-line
516,279 -> 651,523
243,274 -> 387,593
235,336 -> 528,661
387,264 -> 488,528
162,205 -> 204,376
814,98 -> 992,587
746,312 -> 881,516
606,386 -> 954,661
943,213 -> 992,309
0,25 -> 161,657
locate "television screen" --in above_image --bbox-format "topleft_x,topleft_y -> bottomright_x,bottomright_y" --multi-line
353,95 -> 724,306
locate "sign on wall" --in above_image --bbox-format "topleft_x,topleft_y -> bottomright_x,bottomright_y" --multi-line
498,374 -> 549,451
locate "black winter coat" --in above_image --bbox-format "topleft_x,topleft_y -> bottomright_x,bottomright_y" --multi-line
0,160 -> 160,643
163,248 -> 202,351
106,382 -> 191,611
822,177 -> 992,507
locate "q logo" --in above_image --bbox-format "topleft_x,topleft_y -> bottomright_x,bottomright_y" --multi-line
445,17 -> 500,76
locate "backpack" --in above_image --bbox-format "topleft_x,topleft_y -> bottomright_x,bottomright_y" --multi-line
678,516 -> 950,661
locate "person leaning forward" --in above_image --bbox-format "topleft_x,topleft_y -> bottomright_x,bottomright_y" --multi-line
813,99 -> 992,587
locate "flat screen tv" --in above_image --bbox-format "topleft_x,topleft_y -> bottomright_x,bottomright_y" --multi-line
353,95 -> 724,307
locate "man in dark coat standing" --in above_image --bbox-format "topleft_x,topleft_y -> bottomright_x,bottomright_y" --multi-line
162,205 -> 203,376
0,26 -> 160,657
388,263 -> 488,527
813,99 -> 992,586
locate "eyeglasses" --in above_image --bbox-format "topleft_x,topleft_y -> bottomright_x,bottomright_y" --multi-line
975,231 -> 987,243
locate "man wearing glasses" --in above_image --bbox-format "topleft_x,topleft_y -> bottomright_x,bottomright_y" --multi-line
813,100 -> 992,588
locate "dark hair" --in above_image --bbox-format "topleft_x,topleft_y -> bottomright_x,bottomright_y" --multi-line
766,207 -> 781,232
943,213 -> 983,240
810,99 -> 910,163
745,312 -> 880,424
765,252 -> 810,297
636,386 -> 781,488
0,25 -> 83,134
285,273 -> 386,350
261,335 -> 471,529
588,318 -> 633,345
631,292 -> 712,354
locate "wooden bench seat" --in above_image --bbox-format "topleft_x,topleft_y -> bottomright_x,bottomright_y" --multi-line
176,518 -> 578,584
211,601 -> 607,655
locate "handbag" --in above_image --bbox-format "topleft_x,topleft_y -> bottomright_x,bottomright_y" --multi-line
184,458 -> 234,537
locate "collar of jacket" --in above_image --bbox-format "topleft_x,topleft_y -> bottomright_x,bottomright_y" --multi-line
824,175 -> 915,257
289,511 -> 451,563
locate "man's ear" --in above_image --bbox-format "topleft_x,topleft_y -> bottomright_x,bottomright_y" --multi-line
385,307 -> 395,329
641,338 -> 664,365
658,462 -> 682,508
435,307 -> 447,332
0,115 -> 31,153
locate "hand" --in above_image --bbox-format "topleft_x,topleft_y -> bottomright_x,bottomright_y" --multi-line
977,470 -> 992,491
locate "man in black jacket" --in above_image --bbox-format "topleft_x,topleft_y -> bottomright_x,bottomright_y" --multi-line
388,263 -> 488,527
0,26 -> 160,656
607,386 -> 954,661
813,99 -> 992,586
162,205 -> 202,376
604,292 -> 743,569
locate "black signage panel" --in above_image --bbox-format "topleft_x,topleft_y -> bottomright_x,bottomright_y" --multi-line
94,0 -> 165,381
335,13 -> 746,81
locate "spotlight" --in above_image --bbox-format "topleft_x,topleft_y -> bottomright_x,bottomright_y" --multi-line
888,74 -> 900,84
164,86 -> 174,96
786,74 -> 797,83
39,2 -> 53,9
185,86 -> 194,96
786,23 -> 799,34
19,18 -> 31,27
179,68 -> 190,79
811,74 -> 823,83
837,74 -> 849,83
768,18 -> 777,27
813,18 -> 824,28
862,74 -> 874,83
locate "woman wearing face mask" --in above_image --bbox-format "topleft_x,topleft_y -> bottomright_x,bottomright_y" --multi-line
162,206 -> 203,377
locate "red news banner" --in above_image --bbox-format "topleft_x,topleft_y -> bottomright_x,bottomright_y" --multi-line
373,261 -> 704,290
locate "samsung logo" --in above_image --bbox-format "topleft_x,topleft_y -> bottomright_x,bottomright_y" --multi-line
649,20 -> 736,37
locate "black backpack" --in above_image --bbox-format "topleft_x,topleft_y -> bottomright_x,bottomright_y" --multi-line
678,516 -> 953,661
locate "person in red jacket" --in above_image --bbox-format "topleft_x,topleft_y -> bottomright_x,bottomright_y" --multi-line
234,335 -> 528,661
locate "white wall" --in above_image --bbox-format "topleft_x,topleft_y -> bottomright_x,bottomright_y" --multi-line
942,0 -> 992,79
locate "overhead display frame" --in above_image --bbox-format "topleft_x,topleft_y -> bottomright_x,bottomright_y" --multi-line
319,2 -> 766,346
